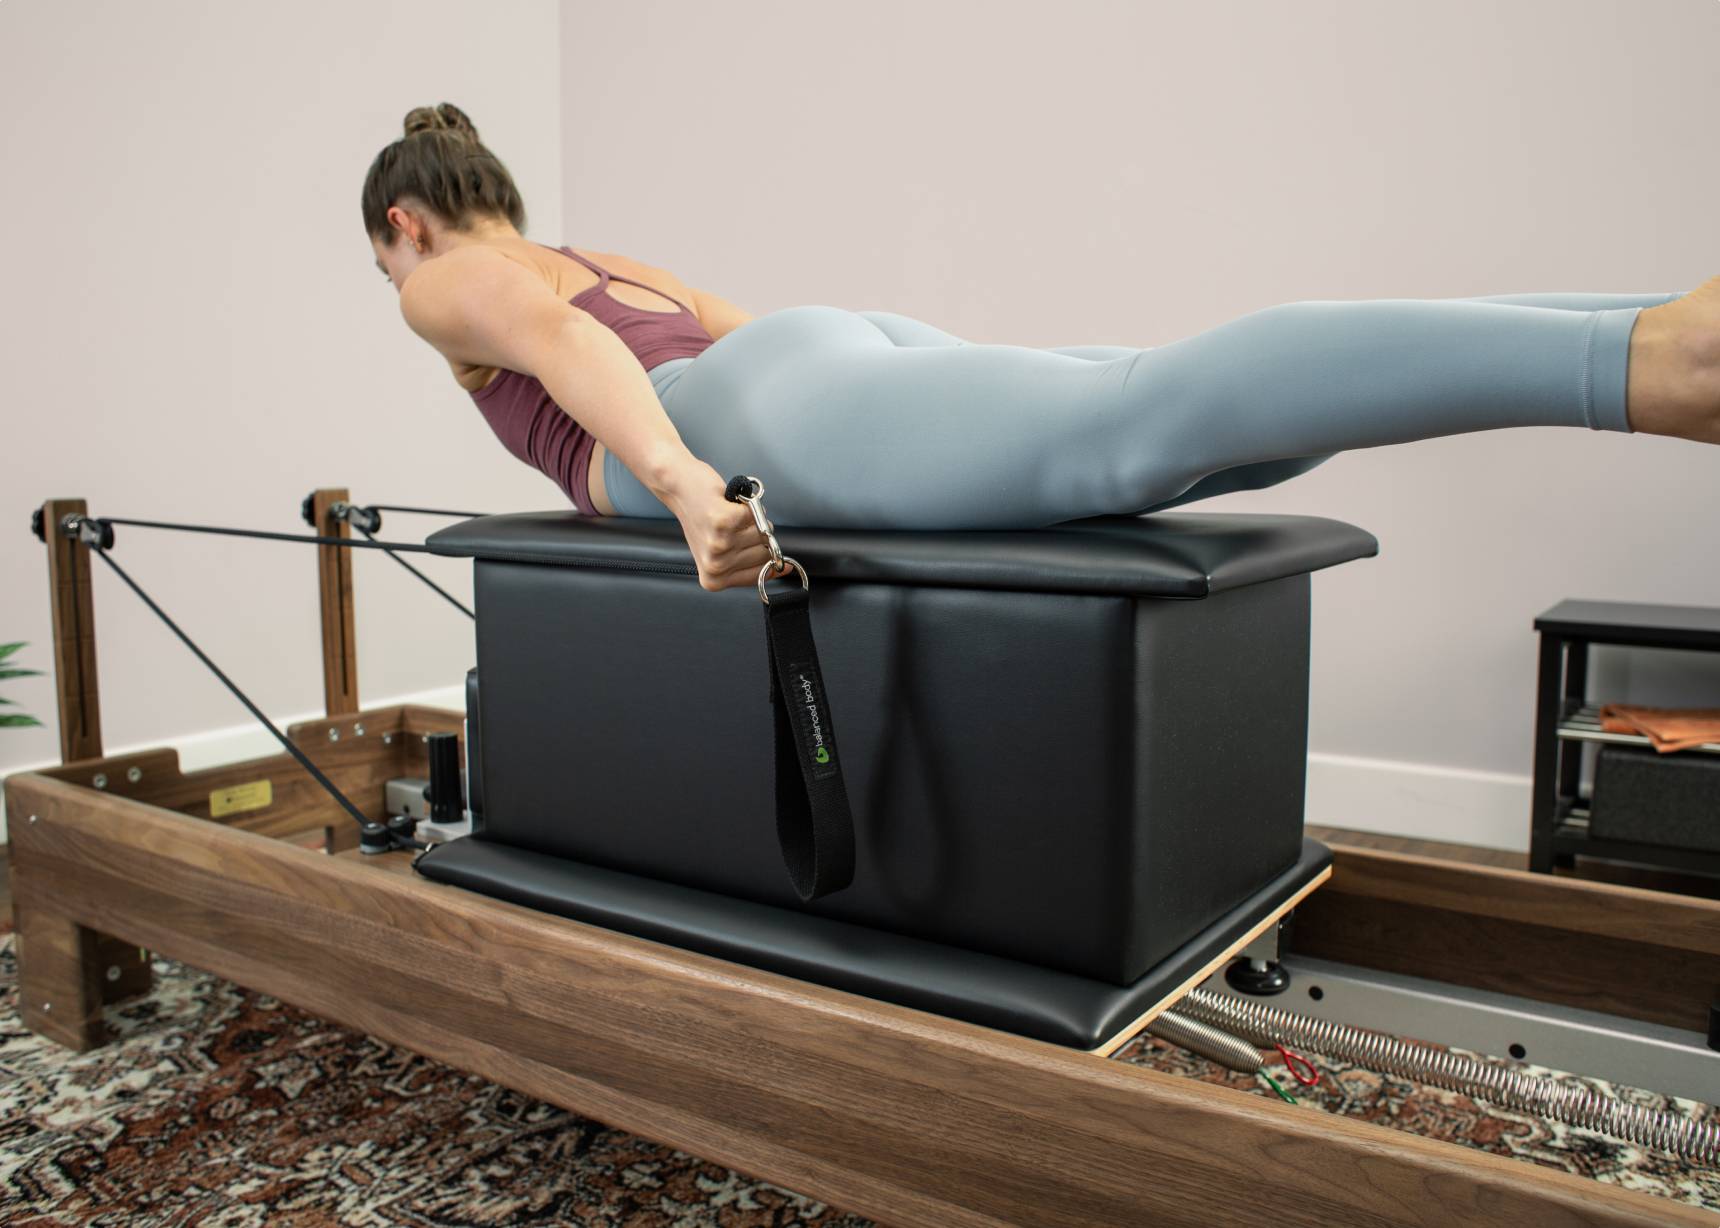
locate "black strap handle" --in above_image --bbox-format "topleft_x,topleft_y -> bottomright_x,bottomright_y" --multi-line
760,583 -> 855,900
727,475 -> 855,901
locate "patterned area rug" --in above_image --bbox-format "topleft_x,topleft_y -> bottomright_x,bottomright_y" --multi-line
1113,1033 -> 1720,1211
2,928 -> 1716,1225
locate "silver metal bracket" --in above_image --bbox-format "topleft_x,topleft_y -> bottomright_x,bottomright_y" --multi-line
59,513 -> 112,550
1201,954 -> 1720,1105
328,502 -> 383,534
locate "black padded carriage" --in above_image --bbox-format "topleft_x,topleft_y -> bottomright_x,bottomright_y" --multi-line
417,510 -> 1377,1048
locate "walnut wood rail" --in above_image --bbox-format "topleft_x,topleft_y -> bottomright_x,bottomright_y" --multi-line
1293,845 -> 1720,1035
6,770 -> 1707,1228
34,704 -> 464,852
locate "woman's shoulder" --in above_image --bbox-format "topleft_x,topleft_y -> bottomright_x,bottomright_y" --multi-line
432,241 -> 697,392
420,242 -> 580,392
427,238 -> 680,301
573,245 -> 699,303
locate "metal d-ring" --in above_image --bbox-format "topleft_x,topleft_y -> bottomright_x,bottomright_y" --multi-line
756,556 -> 808,605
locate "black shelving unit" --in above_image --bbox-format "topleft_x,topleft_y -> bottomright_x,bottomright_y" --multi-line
1530,598 -> 1720,876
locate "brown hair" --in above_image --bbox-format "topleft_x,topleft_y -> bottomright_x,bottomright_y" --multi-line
361,103 -> 527,245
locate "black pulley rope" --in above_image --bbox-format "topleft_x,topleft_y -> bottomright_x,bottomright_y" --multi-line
366,504 -> 488,519
43,493 -> 852,889
86,546 -> 423,852
357,528 -> 475,620
295,497 -> 475,619
96,515 -> 444,554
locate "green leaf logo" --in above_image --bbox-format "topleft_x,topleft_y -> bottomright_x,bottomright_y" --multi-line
814,746 -> 830,764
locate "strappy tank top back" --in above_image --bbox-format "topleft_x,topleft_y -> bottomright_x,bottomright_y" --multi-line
468,244 -> 717,515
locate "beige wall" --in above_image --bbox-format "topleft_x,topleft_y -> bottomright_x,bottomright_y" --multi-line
4,1 -> 1717,851
0,0 -> 562,837
559,0 -> 1720,847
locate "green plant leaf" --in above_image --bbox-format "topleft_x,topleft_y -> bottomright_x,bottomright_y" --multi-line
1,642 -> 41,728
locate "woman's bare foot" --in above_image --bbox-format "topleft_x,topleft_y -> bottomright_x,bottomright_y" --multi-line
1627,276 -> 1720,442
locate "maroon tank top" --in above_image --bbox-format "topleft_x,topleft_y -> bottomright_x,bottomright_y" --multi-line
468,245 -> 717,515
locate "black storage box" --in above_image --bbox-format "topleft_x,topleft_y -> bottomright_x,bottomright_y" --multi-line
426,510 -> 1377,986
1590,743 -> 1720,852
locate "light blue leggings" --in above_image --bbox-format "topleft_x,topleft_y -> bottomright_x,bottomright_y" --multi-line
601,290 -> 1685,530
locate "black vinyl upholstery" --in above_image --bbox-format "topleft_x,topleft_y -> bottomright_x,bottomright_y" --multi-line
425,509 -> 1374,986
415,833 -> 1332,1050
429,509 -> 1379,599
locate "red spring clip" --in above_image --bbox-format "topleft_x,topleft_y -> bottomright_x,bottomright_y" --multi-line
1275,1043 -> 1321,1087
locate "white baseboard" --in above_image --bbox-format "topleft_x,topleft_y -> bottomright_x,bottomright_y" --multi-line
0,683 -> 466,844
3,706 -> 1530,854
1306,750 -> 1531,853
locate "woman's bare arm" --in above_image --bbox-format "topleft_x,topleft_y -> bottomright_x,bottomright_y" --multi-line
400,245 -> 693,494
396,244 -> 770,592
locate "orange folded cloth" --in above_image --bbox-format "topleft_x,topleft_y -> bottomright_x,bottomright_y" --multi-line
1597,703 -> 1720,754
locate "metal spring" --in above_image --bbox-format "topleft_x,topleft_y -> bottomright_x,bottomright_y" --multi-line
1179,985 -> 1720,1166
1145,1009 -> 1265,1073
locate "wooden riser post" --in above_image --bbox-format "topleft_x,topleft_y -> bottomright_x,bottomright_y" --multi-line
307,487 -> 360,851
32,497 -> 153,1005
308,488 -> 359,718
41,498 -> 102,763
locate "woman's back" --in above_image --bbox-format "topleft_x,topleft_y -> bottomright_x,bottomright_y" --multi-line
452,239 -> 711,394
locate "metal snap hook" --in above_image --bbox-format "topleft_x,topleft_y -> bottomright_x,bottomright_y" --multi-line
731,474 -> 807,603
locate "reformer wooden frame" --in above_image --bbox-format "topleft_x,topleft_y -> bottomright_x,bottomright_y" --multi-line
6,492 -> 1717,1227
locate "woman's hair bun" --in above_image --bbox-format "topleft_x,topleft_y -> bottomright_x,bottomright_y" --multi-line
403,102 -> 479,142
364,101 -> 525,239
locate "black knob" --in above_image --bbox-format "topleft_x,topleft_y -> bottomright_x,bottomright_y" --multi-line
1225,957 -> 1291,996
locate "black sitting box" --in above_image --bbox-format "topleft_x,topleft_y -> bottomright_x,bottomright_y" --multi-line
419,510 -> 1376,1004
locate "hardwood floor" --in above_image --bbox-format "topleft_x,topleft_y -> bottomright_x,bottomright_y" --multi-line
1306,824 -> 1523,868
1306,823 -> 1720,900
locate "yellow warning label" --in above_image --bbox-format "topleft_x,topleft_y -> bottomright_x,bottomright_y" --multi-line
210,779 -> 273,818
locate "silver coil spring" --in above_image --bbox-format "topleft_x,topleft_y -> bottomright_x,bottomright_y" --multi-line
1178,985 -> 1720,1165
1145,1010 -> 1265,1073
